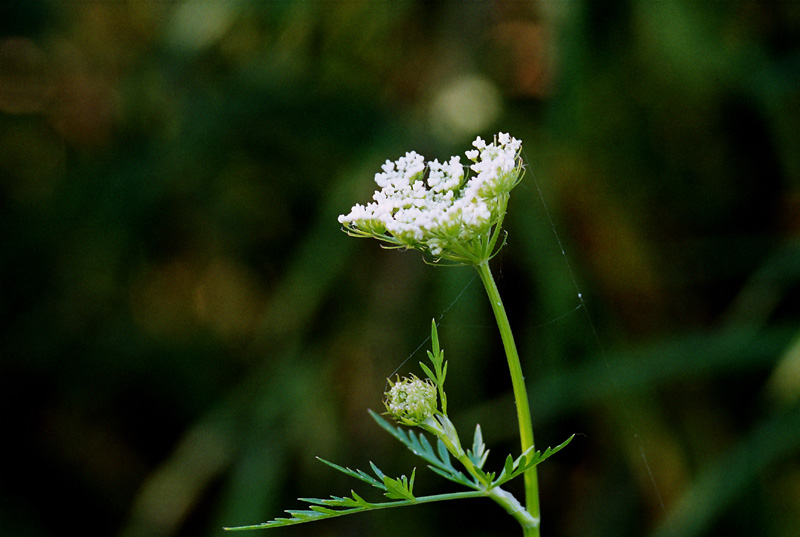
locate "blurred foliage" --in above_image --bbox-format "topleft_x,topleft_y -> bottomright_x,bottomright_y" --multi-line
1,1 -> 799,537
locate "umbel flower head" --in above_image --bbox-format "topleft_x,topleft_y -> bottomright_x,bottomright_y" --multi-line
384,375 -> 438,426
338,133 -> 524,264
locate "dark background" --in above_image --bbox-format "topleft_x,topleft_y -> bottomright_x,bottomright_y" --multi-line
1,1 -> 799,536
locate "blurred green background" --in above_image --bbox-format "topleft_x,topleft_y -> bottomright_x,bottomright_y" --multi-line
1,1 -> 799,536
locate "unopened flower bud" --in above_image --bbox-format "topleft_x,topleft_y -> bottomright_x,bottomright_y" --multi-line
384,375 -> 438,425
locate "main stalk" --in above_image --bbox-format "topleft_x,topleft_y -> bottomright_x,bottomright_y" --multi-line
475,261 -> 540,536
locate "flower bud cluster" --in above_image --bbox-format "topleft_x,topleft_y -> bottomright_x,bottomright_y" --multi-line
384,375 -> 438,425
338,133 -> 523,263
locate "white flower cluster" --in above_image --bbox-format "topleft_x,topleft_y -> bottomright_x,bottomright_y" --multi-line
338,133 -> 523,262
384,375 -> 438,425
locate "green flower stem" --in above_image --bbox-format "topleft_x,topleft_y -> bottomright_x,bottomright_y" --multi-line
475,260 -> 540,536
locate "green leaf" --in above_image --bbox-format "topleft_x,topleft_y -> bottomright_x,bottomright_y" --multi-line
502,453 -> 514,478
467,424 -> 489,469
369,410 -> 475,488
419,362 -> 436,385
430,319 -> 440,357
369,461 -> 386,481
491,434 -> 575,488
225,456 -> 423,531
382,468 -> 416,501
224,489 -> 489,530
316,457 -> 386,491
419,319 -> 448,415
307,495 -> 362,508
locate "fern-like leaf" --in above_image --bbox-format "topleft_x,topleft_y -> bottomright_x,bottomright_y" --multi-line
225,458 -> 419,531
316,457 -> 386,491
224,489 -> 488,530
369,410 -> 475,488
467,424 -> 489,469
382,468 -> 416,500
491,434 -> 575,488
